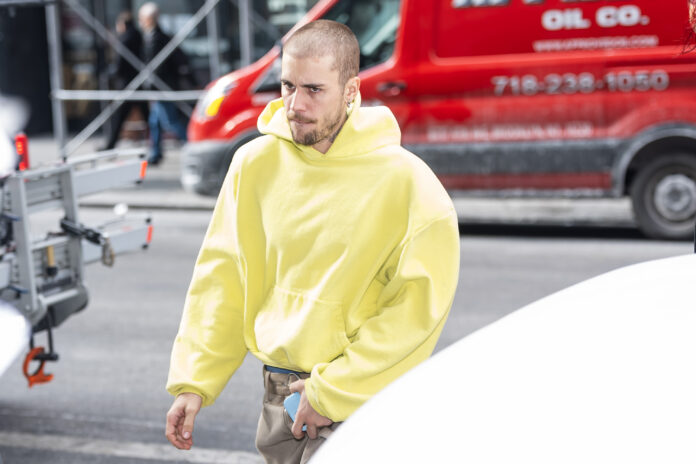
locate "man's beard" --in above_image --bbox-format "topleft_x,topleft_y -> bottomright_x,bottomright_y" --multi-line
288,103 -> 345,146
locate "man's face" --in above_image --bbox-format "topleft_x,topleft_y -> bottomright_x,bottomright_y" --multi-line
139,12 -> 154,32
280,53 -> 347,153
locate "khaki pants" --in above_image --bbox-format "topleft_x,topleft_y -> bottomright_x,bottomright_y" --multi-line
256,368 -> 340,464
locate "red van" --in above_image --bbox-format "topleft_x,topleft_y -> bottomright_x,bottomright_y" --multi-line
183,0 -> 696,239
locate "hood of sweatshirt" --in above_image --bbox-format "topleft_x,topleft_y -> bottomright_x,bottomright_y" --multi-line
257,92 -> 401,160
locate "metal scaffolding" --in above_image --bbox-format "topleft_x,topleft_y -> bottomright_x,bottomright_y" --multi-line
0,0 -> 264,159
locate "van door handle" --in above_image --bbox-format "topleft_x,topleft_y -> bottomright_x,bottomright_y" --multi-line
377,81 -> 407,97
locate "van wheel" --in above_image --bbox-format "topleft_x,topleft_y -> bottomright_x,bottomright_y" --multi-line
630,154 -> 696,240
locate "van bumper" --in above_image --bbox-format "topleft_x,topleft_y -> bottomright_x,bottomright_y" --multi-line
180,140 -> 230,196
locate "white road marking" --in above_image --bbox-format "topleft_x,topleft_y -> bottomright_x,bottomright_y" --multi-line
0,431 -> 263,463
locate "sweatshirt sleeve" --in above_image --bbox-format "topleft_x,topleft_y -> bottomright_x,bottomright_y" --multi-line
166,164 -> 247,407
303,210 -> 460,421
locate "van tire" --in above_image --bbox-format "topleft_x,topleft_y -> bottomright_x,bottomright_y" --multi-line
630,154 -> 696,240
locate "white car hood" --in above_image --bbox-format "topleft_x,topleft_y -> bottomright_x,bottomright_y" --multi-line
0,93 -> 31,378
0,302 -> 30,378
313,254 -> 696,464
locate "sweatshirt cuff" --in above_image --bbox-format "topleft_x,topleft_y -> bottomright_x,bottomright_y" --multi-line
166,384 -> 212,408
303,376 -> 331,419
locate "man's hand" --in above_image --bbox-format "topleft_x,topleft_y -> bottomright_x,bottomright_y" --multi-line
165,392 -> 202,450
289,379 -> 333,440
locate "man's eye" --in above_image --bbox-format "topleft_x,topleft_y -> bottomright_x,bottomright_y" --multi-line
283,82 -> 295,90
310,87 -> 321,93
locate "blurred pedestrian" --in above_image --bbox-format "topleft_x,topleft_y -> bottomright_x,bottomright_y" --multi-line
102,11 -> 150,151
165,20 -> 460,462
138,2 -> 192,165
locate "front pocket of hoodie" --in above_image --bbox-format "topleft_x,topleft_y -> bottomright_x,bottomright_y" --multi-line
254,286 -> 349,370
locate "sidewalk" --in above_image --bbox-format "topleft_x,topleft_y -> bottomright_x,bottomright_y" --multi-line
28,136 -> 637,228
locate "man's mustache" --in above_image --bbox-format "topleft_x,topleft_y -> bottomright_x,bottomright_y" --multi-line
287,112 -> 316,124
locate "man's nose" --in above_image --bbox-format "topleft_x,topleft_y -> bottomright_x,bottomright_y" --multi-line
288,89 -> 306,113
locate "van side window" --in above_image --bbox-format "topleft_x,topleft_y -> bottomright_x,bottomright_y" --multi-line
323,0 -> 401,70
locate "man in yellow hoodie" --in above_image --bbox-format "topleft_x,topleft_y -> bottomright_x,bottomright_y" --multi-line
165,20 -> 460,463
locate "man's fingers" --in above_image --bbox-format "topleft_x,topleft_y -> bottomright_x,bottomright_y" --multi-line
165,409 -> 179,438
289,388 -> 334,440
306,424 -> 318,440
291,419 -> 305,439
166,409 -> 188,449
289,379 -> 305,393
181,404 -> 199,440
318,417 -> 333,427
165,393 -> 202,450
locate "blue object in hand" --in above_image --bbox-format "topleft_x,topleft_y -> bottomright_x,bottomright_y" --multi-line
284,392 -> 307,432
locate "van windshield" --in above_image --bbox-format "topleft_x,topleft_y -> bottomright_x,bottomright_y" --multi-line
253,0 -> 400,93
324,0 -> 401,70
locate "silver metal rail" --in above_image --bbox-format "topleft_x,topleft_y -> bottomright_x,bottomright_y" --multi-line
2,150 -> 151,325
2,0 -> 284,160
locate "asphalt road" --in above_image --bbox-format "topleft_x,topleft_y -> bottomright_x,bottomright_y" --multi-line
0,209 -> 690,464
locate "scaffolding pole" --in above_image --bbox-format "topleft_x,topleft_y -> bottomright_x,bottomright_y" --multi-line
3,0 -> 283,161
45,2 -> 67,160
54,90 -> 203,101
206,4 -> 221,80
238,0 -> 252,67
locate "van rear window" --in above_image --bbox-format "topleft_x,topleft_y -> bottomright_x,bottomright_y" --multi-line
434,0 -> 688,58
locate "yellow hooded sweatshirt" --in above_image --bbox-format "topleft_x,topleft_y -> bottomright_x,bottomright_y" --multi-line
167,94 -> 460,422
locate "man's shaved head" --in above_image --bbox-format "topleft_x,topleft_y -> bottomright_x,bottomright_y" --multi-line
284,20 -> 360,86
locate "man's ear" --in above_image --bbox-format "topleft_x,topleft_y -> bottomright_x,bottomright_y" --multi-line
344,76 -> 361,104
